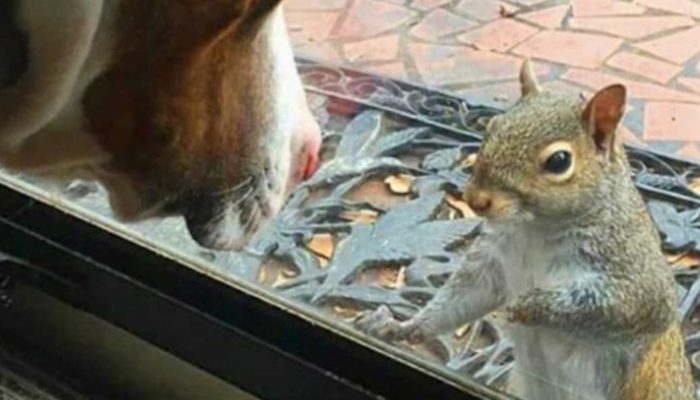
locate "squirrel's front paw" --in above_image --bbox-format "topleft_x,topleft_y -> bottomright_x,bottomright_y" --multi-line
354,305 -> 424,343
505,301 -> 533,325
506,290 -> 552,325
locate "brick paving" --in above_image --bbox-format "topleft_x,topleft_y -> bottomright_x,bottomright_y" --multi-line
285,0 -> 700,161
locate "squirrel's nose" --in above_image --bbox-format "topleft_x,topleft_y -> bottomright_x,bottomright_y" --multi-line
467,191 -> 492,214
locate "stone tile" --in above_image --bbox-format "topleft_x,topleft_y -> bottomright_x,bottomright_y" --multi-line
293,42 -> 343,63
517,4 -> 570,29
457,80 -> 590,109
678,77 -> 700,95
619,125 -> 649,148
410,0 -> 451,11
285,0 -> 347,10
409,43 -> 547,86
568,16 -> 694,40
335,0 -> 418,39
606,51 -> 682,84
571,0 -> 645,17
454,0 -> 519,21
344,35 -> 400,63
458,81 -> 522,108
634,27 -> 700,65
409,9 -> 478,41
542,80 -> 592,97
457,19 -> 539,52
512,31 -> 623,69
643,102 -> 700,141
635,0 -> 700,19
363,62 -> 408,80
286,11 -> 339,45
677,143 -> 700,160
562,68 -> 700,102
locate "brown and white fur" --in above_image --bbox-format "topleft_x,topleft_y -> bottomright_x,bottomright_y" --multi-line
0,0 -> 321,249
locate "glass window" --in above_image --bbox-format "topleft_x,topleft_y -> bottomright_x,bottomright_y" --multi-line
1,1 -> 700,399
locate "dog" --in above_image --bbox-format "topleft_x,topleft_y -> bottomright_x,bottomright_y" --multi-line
0,0 -> 322,250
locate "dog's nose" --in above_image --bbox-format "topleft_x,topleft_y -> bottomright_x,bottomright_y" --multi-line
288,103 -> 322,185
466,191 -> 492,215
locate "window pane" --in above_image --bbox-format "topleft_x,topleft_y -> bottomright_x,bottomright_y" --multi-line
2,1 -> 700,399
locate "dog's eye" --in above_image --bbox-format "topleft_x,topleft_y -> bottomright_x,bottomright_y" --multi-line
151,125 -> 177,145
543,150 -> 571,174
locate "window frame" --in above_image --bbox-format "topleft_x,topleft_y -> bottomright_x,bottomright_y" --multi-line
0,180 -> 510,400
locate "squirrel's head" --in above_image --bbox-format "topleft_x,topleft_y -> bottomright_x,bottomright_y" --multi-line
465,59 -> 627,224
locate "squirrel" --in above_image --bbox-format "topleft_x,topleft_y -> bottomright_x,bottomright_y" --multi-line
355,59 -> 695,400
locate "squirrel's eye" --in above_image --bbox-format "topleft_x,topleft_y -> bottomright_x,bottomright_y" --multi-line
543,150 -> 572,174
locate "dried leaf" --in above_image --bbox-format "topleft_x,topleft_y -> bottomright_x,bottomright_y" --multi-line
448,208 -> 458,220
667,252 -> 687,264
257,265 -> 269,284
281,267 -> 298,278
385,174 -> 414,194
671,253 -> 700,269
499,4 -> 517,17
357,265 -> 402,287
446,194 -> 476,218
455,323 -> 471,339
385,266 -> 407,289
307,233 -> 335,259
272,273 -> 296,288
333,305 -> 361,319
348,179 -> 406,209
690,177 -> 700,197
259,258 -> 296,287
378,267 -> 399,288
461,153 -> 478,168
340,209 -> 378,223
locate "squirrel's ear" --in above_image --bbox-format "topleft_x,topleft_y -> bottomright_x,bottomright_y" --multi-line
519,58 -> 541,97
581,84 -> 626,159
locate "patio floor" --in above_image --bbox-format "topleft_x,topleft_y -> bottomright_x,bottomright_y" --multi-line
285,0 -> 700,162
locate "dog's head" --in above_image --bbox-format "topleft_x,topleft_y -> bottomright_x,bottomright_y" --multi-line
81,0 -> 321,249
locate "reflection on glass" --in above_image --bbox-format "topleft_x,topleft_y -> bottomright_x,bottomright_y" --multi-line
3,60 -> 700,400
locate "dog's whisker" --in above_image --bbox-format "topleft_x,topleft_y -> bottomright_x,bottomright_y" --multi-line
207,176 -> 255,198
202,187 -> 257,223
133,195 -> 174,220
231,186 -> 256,207
241,202 -> 262,233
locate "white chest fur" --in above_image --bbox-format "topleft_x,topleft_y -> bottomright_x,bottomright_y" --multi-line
492,225 -> 616,400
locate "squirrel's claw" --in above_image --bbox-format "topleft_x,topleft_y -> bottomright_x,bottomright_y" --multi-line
354,305 -> 424,343
505,301 -> 532,325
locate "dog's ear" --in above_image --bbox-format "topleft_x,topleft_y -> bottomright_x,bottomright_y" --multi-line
186,0 -> 282,43
243,0 -> 283,20
113,1 -> 282,54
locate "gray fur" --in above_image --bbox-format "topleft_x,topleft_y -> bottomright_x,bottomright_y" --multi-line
355,79 -> 694,399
